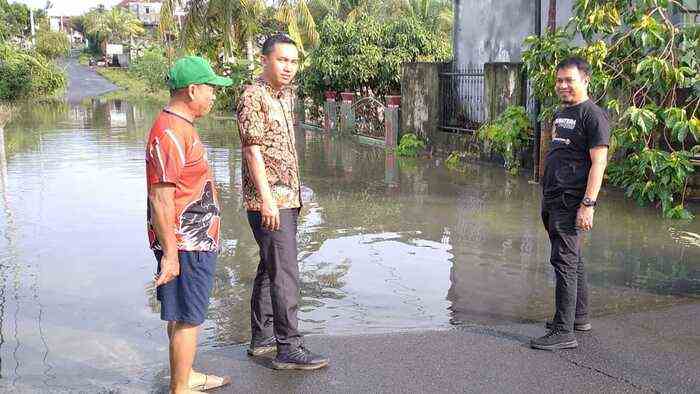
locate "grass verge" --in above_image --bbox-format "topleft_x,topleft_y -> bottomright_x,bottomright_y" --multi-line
94,67 -> 168,103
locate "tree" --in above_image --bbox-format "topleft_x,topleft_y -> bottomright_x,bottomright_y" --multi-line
386,0 -> 453,39
36,30 -> 70,59
301,16 -> 451,100
547,0 -> 556,32
270,0 -> 319,55
307,0 -> 379,22
84,6 -> 145,48
0,0 -> 31,41
70,14 -> 86,34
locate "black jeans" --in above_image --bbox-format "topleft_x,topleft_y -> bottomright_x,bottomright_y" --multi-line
541,196 -> 588,333
247,208 -> 302,351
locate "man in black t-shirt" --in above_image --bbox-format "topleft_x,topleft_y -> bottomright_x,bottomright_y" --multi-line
531,57 -> 610,351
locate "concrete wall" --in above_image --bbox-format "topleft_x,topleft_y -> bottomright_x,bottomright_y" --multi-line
401,62 -> 441,142
453,0 -> 575,68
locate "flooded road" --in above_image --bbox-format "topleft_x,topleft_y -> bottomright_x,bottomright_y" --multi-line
0,99 -> 698,391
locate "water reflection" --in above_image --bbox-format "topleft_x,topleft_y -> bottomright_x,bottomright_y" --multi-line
0,99 -> 697,391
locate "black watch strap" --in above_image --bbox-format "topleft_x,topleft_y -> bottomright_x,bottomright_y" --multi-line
582,197 -> 597,207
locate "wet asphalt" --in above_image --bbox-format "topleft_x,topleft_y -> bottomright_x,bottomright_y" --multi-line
59,57 -> 699,394
189,303 -> 700,393
63,56 -> 119,104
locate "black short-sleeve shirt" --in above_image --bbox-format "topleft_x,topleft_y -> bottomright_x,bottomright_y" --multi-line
542,99 -> 610,202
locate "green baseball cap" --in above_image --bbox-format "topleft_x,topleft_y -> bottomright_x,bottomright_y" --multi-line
167,55 -> 233,90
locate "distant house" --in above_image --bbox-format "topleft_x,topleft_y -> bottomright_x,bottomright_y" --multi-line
117,0 -> 162,26
49,15 -> 72,33
116,0 -> 186,29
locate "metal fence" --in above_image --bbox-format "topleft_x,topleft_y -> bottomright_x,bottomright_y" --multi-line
439,63 -> 485,133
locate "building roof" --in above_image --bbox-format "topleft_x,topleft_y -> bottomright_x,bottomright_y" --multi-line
117,0 -> 163,7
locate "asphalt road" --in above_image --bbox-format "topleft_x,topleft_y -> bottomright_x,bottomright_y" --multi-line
181,303 -> 700,394
63,57 -> 119,104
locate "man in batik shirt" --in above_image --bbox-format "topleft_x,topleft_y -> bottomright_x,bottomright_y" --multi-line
237,34 -> 329,370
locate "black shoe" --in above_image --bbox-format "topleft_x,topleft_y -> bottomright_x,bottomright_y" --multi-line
272,345 -> 329,370
530,329 -> 578,351
247,336 -> 277,356
545,318 -> 592,332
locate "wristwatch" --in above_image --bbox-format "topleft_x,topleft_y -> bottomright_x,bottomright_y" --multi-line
581,197 -> 597,207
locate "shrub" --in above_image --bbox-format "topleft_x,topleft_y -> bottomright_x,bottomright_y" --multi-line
300,15 -> 451,103
36,30 -> 70,59
477,106 -> 532,175
396,133 -> 426,157
0,42 -> 66,101
128,46 -> 170,92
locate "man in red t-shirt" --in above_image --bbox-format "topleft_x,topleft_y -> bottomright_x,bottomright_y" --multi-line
146,56 -> 232,393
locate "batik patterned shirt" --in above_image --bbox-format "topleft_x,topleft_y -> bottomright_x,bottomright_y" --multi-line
236,77 -> 301,211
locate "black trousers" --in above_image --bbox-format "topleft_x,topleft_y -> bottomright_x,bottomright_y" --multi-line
247,208 -> 302,351
541,197 -> 589,333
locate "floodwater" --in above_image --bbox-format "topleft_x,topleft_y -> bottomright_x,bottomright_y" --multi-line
0,99 -> 698,392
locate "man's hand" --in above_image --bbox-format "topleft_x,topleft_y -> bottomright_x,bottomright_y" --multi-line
261,199 -> 280,231
155,253 -> 180,287
576,205 -> 595,231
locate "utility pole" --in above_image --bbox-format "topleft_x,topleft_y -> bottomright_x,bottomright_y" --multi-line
30,9 -> 36,47
533,0 -> 542,182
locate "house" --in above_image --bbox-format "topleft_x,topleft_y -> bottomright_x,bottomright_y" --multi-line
49,15 -> 72,33
116,0 -> 186,28
452,0 -> 699,69
117,0 -> 162,26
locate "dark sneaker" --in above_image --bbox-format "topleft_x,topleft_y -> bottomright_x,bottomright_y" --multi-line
545,318 -> 592,332
530,330 -> 578,351
247,336 -> 277,356
271,345 -> 329,370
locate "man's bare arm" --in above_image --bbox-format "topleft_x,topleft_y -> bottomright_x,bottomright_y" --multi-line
584,146 -> 608,201
149,183 -> 180,286
577,146 -> 608,231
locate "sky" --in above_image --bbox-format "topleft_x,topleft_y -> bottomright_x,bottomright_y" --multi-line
9,0 -> 123,16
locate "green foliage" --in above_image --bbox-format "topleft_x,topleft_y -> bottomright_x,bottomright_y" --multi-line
396,133 -> 425,157
477,106 -> 532,175
0,0 -> 30,41
300,15 -> 451,102
78,52 -> 92,66
522,0 -> 699,218
213,59 -> 256,111
0,42 -> 66,101
95,67 -> 168,103
607,149 -> 695,220
129,46 -> 170,93
445,151 -> 463,170
36,31 -> 71,59
84,7 -> 145,49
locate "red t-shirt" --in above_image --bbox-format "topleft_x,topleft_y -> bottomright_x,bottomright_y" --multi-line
145,110 -> 220,252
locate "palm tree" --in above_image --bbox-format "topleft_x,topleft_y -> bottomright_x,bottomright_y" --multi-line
307,0 -> 378,22
163,0 -> 266,64
270,0 -> 318,55
84,7 -> 145,47
387,0 -> 453,38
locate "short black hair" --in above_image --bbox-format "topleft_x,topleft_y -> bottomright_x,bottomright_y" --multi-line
262,33 -> 298,55
555,56 -> 590,77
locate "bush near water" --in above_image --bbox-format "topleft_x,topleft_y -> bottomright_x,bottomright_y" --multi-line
0,42 -> 66,101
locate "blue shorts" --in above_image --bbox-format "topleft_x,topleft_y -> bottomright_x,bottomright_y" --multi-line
155,250 -> 217,326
